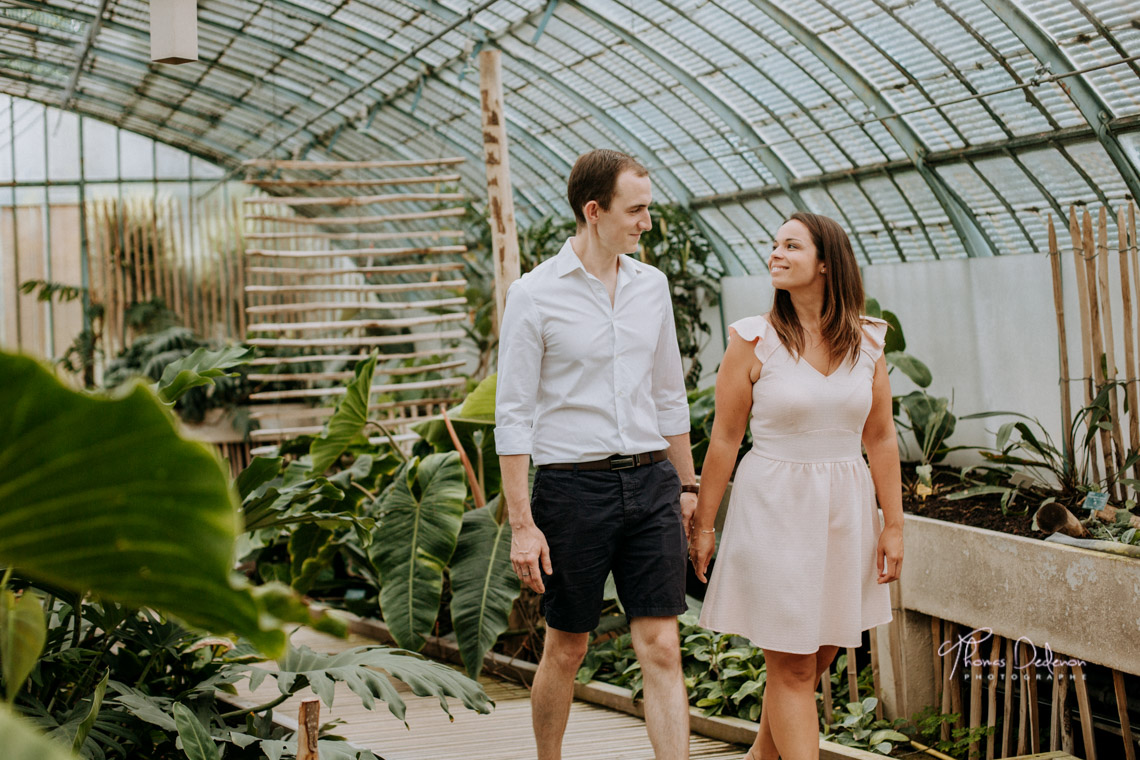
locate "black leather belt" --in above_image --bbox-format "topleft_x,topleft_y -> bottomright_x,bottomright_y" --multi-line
538,450 -> 667,471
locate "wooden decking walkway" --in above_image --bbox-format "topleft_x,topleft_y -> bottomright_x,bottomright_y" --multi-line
232,628 -> 748,760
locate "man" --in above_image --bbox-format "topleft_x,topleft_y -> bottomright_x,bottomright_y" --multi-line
495,149 -> 699,760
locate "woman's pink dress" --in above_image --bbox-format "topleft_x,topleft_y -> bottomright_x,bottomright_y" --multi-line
699,314 -> 893,654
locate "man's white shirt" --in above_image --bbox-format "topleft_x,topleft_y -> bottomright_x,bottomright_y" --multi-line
494,239 -> 690,465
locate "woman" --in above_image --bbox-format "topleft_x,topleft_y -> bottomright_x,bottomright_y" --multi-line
688,212 -> 904,760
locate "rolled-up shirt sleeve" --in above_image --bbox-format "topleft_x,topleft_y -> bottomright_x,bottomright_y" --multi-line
495,281 -> 544,455
651,278 -> 691,436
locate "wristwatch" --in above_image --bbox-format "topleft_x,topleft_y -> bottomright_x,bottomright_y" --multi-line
680,484 -> 699,495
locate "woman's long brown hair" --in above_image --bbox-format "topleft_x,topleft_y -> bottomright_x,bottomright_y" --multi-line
768,211 -> 866,367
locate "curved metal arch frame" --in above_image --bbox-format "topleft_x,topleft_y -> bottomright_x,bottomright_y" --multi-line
976,0 -> 1140,204
743,0 -> 998,259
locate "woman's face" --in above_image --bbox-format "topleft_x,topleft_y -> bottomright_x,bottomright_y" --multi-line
769,219 -> 824,291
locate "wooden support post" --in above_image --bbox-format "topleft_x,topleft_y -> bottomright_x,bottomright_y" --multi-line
1002,637 -> 1014,758
1059,662 -> 1074,754
1071,207 -> 1101,482
845,647 -> 859,703
479,48 -> 521,336
1113,669 -> 1136,760
820,670 -> 833,727
1118,207 -> 1140,485
1017,641 -> 1029,755
1026,648 -> 1039,753
1050,662 -> 1065,752
986,634 -> 1000,760
1071,663 -> 1097,760
297,698 -> 319,760
869,628 -> 883,720
968,629 -> 983,759
1084,209 -> 1112,486
942,621 -> 955,743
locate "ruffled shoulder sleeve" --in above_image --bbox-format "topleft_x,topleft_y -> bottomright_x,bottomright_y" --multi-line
860,316 -> 889,362
729,315 -> 779,364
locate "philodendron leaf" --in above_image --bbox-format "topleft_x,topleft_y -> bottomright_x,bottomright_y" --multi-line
70,670 -> 109,752
369,453 -> 466,651
886,351 -> 932,388
0,352 -> 341,657
157,345 -> 252,404
246,643 -> 492,723
0,588 -> 46,701
0,704 -> 79,760
309,352 -> 378,476
449,500 -> 521,679
172,702 -> 221,760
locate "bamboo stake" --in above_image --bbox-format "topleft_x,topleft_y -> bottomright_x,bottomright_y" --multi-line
969,629 -> 983,759
986,635 -> 1000,760
1071,208 -> 1098,485
166,200 -> 184,321
1049,216 -> 1074,462
1132,202 -> 1140,479
247,262 -> 464,277
1097,207 -> 1126,499
247,348 -> 456,365
93,201 -> 114,359
246,330 -> 466,349
243,192 -> 464,207
246,207 -> 466,225
1002,637 -> 1014,758
245,296 -> 469,314
297,698 -> 319,760
1117,205 -> 1140,486
1084,208 -> 1113,488
242,157 -> 464,170
234,198 -> 246,336
1113,669 -> 1136,760
868,628 -> 883,720
244,230 -> 465,243
247,396 -> 457,420
245,280 -> 466,294
245,244 -> 467,259
111,201 -> 129,347
126,200 -> 141,309
248,376 -> 466,401
245,174 -> 462,188
845,647 -> 859,703
248,359 -> 466,382
1071,663 -> 1096,760
247,312 -> 467,333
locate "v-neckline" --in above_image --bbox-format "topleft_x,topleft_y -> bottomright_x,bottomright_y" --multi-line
800,356 -> 839,379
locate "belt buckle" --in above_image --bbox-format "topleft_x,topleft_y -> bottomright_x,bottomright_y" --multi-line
610,455 -> 636,470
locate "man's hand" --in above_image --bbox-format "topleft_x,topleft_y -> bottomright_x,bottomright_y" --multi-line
680,492 -> 698,539
511,522 -> 552,593
688,529 -> 716,583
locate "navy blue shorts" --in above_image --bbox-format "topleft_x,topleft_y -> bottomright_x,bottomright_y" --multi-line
530,459 -> 688,633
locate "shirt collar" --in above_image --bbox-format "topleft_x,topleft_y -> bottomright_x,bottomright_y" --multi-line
555,238 -> 642,280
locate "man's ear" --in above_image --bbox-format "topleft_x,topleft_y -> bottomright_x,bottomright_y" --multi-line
583,200 -> 600,224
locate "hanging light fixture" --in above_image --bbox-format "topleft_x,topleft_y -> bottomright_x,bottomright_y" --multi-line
149,0 -> 198,64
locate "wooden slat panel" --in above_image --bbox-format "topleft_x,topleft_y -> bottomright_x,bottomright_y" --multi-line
248,359 -> 467,382
244,193 -> 465,207
241,157 -> 464,169
247,330 -> 466,348
246,208 -> 465,225
248,312 -> 467,333
248,262 -> 464,276
245,296 -> 468,314
246,245 -> 466,258
245,174 -> 462,188
246,280 -> 466,294
248,376 -> 466,401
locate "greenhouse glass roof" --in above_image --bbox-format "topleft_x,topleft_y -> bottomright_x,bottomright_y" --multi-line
0,0 -> 1138,272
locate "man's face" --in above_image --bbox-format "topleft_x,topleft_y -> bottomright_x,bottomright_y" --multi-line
594,170 -> 653,254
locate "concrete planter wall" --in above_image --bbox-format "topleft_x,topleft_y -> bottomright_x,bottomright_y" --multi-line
875,513 -> 1140,719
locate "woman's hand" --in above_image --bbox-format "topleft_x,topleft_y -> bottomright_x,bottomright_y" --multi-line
876,524 -> 903,584
689,530 -> 717,583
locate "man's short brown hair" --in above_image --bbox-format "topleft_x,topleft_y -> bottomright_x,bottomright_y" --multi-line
566,149 -> 649,226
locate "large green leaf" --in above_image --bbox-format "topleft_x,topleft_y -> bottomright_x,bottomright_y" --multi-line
70,670 -> 109,752
458,373 -> 496,420
288,523 -> 337,594
245,643 -> 492,723
0,352 -> 339,657
0,588 -> 46,701
880,310 -> 905,354
0,704 -> 79,760
369,453 -> 466,651
886,351 -> 932,388
157,345 -> 252,404
449,500 -> 521,678
309,352 -> 378,476
172,702 -> 221,760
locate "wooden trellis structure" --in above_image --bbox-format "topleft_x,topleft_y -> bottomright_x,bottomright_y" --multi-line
239,158 -> 471,454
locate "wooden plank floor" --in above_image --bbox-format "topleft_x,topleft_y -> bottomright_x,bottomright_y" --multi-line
233,628 -> 748,760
